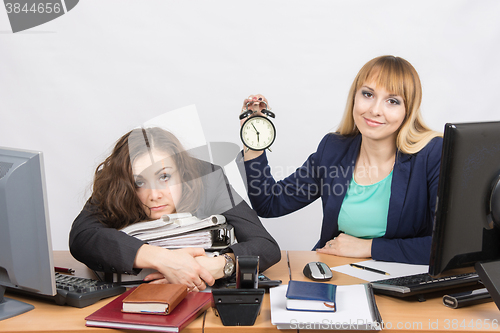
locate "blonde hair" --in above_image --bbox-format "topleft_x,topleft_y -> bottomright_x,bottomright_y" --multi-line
337,55 -> 441,154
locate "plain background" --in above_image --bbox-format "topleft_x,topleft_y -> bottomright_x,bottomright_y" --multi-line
1,1 -> 499,252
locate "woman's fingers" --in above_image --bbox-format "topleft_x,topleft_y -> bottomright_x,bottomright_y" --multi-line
242,94 -> 269,110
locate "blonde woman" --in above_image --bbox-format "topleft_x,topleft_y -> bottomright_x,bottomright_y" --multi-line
242,56 -> 442,264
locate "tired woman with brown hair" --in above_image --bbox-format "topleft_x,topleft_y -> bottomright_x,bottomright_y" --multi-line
70,127 -> 280,291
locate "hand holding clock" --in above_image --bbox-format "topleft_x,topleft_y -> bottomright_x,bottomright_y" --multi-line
242,94 -> 269,113
239,94 -> 275,161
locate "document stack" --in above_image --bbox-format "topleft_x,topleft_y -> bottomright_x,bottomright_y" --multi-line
95,213 -> 236,283
120,213 -> 236,250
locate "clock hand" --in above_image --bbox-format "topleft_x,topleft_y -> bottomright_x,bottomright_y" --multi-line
251,123 -> 260,135
252,123 -> 260,142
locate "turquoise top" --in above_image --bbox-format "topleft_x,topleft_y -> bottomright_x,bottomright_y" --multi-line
337,170 -> 393,239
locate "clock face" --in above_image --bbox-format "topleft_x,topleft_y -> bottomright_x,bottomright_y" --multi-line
240,116 -> 276,151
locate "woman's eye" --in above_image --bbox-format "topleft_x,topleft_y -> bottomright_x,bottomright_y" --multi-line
159,173 -> 171,182
135,181 -> 145,188
388,98 -> 401,105
362,91 -> 373,98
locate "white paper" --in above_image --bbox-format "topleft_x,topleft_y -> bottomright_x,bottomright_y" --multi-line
148,231 -> 212,249
331,260 -> 429,282
270,284 -> 381,330
120,215 -> 226,240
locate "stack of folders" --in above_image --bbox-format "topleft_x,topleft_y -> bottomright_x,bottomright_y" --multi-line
147,224 -> 235,250
270,280 -> 382,330
85,284 -> 212,332
102,214 -> 236,284
120,213 -> 236,250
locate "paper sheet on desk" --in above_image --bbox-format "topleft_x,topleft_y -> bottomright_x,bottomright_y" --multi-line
270,285 -> 381,330
331,260 -> 429,282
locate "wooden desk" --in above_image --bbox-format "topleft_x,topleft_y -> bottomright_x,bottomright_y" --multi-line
287,251 -> 500,333
0,251 -> 205,333
3,251 -> 500,332
0,251 -> 291,333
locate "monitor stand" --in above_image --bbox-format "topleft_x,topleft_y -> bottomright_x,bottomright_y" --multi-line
0,286 -> 35,321
476,260 -> 500,311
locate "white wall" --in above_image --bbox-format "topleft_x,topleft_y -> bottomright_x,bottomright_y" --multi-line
1,0 -> 499,251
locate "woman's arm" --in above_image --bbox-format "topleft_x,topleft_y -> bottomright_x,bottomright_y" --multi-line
197,162 -> 281,272
371,236 -> 433,264
145,253 -> 230,283
134,244 -> 214,289
316,233 -> 373,258
243,133 -> 334,218
69,202 -> 145,274
69,201 -> 215,288
224,200 -> 281,272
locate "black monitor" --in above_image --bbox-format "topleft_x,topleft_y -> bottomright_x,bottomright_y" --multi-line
0,147 -> 56,321
429,121 -> 500,278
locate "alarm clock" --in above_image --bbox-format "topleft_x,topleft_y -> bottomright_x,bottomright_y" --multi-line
239,102 -> 276,152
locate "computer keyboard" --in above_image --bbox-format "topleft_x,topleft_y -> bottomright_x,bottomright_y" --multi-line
10,273 -> 127,308
370,272 -> 481,297
52,272 -> 127,307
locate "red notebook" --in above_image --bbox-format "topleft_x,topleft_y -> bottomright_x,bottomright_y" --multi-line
85,288 -> 212,332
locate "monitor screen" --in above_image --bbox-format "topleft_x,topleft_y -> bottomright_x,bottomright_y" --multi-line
429,121 -> 500,277
0,147 -> 55,321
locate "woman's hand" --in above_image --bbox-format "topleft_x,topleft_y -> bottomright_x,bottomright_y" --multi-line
146,254 -> 230,284
240,94 -> 270,161
195,255 -> 227,280
240,94 -> 270,125
135,245 -> 214,291
316,233 -> 372,258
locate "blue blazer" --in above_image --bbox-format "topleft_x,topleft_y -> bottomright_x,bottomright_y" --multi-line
244,133 -> 443,264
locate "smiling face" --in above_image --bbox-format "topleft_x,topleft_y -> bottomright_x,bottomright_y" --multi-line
132,150 -> 183,220
352,80 -> 406,144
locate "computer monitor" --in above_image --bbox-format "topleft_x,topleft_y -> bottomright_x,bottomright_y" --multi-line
429,121 -> 500,277
0,147 -> 56,321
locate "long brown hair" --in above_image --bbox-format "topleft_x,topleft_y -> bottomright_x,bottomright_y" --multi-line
91,127 -> 203,229
337,55 -> 441,154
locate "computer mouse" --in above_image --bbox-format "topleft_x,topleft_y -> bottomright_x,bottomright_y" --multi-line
303,261 -> 333,281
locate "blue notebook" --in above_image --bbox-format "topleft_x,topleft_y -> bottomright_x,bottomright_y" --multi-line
285,280 -> 336,312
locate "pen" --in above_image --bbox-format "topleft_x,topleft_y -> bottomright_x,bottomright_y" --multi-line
54,266 -> 75,274
350,263 -> 390,276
